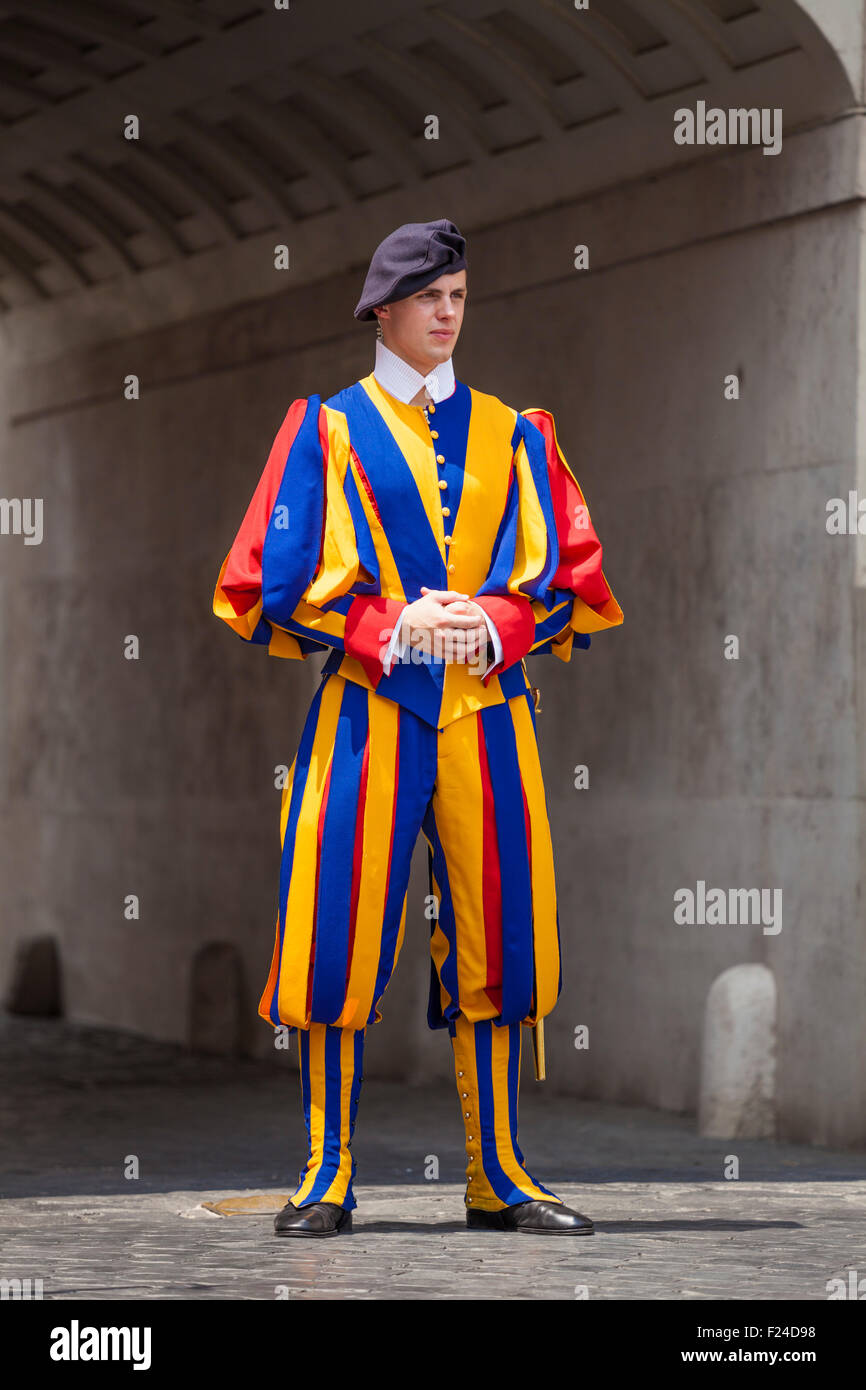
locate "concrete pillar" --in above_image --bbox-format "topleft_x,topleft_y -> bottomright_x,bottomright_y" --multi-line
699,964 -> 776,1139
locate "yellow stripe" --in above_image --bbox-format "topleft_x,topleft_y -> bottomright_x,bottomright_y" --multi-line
432,713 -> 489,1018
293,1024 -> 328,1204
212,551 -> 262,639
307,406 -> 362,606
510,695 -> 559,1021
275,676 -> 343,1026
485,1023 -> 559,1202
337,688 -> 399,1027
359,376 -> 445,565
287,599 -> 347,642
328,1027 -> 359,1201
510,436 -> 550,590
423,835 -> 453,1020
521,405 -> 624,633
529,596 -> 572,651
346,450 -> 404,600
267,626 -> 305,659
453,388 -> 517,594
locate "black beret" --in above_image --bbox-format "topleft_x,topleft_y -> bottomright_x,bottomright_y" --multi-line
354,218 -> 467,321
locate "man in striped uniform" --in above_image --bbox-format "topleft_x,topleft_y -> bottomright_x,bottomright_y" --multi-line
213,219 -> 623,1236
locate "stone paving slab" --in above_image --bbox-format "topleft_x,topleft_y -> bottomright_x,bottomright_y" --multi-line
1,1014 -> 865,1300
2,1182 -> 864,1300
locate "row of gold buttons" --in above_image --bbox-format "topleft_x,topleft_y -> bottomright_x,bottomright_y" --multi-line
457,1067 -> 475,1202
424,400 -> 456,572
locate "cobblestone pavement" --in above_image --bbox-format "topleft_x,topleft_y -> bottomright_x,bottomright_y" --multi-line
1,1015 -> 864,1300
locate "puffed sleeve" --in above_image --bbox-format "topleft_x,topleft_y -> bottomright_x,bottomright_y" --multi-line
473,405 -> 623,683
213,396 -> 398,662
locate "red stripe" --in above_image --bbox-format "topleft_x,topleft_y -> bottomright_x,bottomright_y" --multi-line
524,408 -> 612,605
221,398 -> 310,614
383,710 -> 400,892
344,595 -> 408,688
350,447 -> 383,526
306,759 -> 332,1017
520,773 -> 535,1017
317,407 -> 330,564
345,734 -> 369,983
477,719 -> 503,1015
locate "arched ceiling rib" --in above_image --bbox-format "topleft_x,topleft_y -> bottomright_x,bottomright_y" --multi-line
0,0 -> 854,310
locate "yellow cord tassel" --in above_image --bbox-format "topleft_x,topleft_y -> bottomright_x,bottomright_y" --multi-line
530,1017 -> 546,1080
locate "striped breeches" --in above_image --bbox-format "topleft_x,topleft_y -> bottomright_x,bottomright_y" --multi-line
289,1016 -> 562,1213
259,671 -> 562,1033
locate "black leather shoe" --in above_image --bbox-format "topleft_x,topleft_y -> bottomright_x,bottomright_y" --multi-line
274,1200 -> 353,1237
467,1199 -> 594,1234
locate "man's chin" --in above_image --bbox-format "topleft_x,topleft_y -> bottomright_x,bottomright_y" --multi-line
425,342 -> 454,364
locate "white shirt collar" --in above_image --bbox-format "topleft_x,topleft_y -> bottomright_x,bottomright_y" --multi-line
373,338 -> 455,405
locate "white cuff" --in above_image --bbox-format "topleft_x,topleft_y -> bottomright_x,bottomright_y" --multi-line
480,611 -> 503,669
383,604 -> 502,676
382,604 -> 409,676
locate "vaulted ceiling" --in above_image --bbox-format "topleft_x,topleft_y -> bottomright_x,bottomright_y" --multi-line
0,0 -> 853,311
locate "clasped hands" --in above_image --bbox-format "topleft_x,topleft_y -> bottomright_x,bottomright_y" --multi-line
399,586 -> 489,664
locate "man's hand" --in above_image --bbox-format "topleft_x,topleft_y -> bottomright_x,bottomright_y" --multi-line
400,587 -> 489,664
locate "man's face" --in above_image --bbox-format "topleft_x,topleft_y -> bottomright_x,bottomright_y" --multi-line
375,269 -> 467,375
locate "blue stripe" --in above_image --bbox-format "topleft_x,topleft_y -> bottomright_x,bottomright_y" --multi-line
249,616 -> 273,646
296,1028 -> 312,1182
428,382 -> 471,557
504,1023 -> 558,1198
280,615 -> 345,653
367,706 -> 438,1022
270,677 -> 327,1025
477,467 -> 519,596
513,414 -> 560,599
471,1021 -> 559,1205
293,1025 -> 364,1212
261,395 -> 326,627
498,661 -> 531,700
422,806 -> 461,1029
478,703 -> 534,1023
310,680 -> 368,1020
532,633 -> 591,655
533,603 -> 574,645
376,647 -> 446,721
335,382 -> 446,597
344,463 -> 380,594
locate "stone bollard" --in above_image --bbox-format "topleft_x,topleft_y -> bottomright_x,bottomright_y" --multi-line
5,935 -> 63,1016
698,963 -> 776,1139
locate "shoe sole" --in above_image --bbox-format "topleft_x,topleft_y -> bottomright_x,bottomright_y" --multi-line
467,1212 -> 593,1235
274,1214 -> 353,1238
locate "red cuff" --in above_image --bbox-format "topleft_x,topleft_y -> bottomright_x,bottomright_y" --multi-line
474,594 -> 535,686
344,596 -> 408,688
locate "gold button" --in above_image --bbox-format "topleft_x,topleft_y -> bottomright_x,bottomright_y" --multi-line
448,563 -> 456,573
430,430 -> 439,439
436,453 -> 445,464
457,1071 -> 464,1077
464,1110 -> 470,1118
438,479 -> 447,491
428,404 -> 435,414
467,1197 -> 472,1203
461,1091 -> 468,1098
444,534 -> 453,545
467,1176 -> 473,1183
442,507 -> 450,517
468,1135 -> 473,1141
